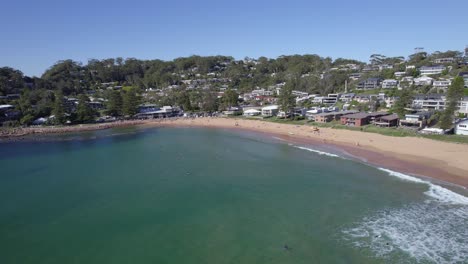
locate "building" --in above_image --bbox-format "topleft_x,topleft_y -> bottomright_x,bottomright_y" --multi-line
412,94 -> 445,111
458,72 -> 468,88
459,97 -> 468,115
399,112 -> 432,128
261,105 -> 279,117
223,107 -> 242,116
311,110 -> 358,123
367,112 -> 390,124
340,112 -> 371,126
420,65 -> 445,75
454,119 -> 468,135
434,57 -> 455,64
357,78 -> 382,90
340,93 -> 355,102
135,106 -> 178,118
433,79 -> 452,90
382,79 -> 398,89
243,108 -> 261,116
394,71 -> 406,78
414,76 -> 434,86
374,114 -> 399,127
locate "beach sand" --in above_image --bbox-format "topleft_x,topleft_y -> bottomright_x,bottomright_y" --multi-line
2,117 -> 468,187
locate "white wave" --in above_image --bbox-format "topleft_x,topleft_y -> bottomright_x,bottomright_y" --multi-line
342,202 -> 468,264
294,146 -> 340,158
378,168 -> 468,205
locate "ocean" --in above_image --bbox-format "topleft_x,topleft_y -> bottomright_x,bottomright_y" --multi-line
0,127 -> 467,263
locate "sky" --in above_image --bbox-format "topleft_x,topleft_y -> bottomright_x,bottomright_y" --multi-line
1,0 -> 467,77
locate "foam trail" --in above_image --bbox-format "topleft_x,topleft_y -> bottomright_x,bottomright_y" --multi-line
294,146 -> 340,158
342,202 -> 468,264
378,168 -> 468,205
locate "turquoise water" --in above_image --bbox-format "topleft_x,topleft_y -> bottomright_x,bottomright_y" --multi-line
0,127 -> 467,263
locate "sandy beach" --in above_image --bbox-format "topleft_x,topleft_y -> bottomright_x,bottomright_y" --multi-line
2,117 -> 468,188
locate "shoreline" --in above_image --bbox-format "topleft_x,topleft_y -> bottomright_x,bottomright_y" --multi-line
2,117 -> 468,188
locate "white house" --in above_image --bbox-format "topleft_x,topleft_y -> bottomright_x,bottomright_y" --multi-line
261,105 -> 279,117
382,79 -> 398,89
394,71 -> 406,78
454,119 -> 468,135
243,109 -> 261,116
414,76 -> 434,86
433,79 -> 452,90
420,65 -> 445,75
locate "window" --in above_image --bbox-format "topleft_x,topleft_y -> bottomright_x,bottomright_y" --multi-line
459,125 -> 467,128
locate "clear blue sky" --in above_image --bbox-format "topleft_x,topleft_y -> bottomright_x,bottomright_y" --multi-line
1,0 -> 467,77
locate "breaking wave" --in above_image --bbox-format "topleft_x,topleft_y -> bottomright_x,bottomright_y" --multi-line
342,201 -> 468,263
293,146 -> 340,158
378,168 -> 468,205
343,169 -> 468,263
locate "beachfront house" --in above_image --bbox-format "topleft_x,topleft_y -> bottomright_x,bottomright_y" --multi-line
340,112 -> 371,126
312,110 -> 358,123
135,106 -> 178,119
261,105 -> 279,117
454,119 -> 468,135
374,114 -> 399,127
399,112 -> 432,128
243,108 -> 261,116
223,107 -> 242,116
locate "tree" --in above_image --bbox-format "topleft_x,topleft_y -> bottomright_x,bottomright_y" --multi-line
106,90 -> 123,116
278,83 -> 295,117
52,90 -> 66,125
76,94 -> 95,123
393,89 -> 412,118
440,76 -> 464,129
222,89 -> 239,109
122,89 -> 140,116
201,90 -> 219,112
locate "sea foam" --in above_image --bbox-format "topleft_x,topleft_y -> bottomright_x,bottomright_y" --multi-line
293,146 -> 340,158
378,168 -> 468,205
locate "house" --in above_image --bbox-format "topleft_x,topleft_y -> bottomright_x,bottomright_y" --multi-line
357,78 -> 382,90
459,97 -> 468,114
454,119 -> 468,135
385,97 -> 397,108
340,112 -> 371,126
367,112 -> 390,124
340,93 -> 355,102
374,114 -> 399,127
312,110 -> 358,123
223,107 -> 242,116
394,71 -> 407,78
349,73 -> 362,80
378,64 -> 394,71
261,105 -> 279,117
135,106 -> 178,119
399,112 -> 432,128
434,57 -> 455,64
458,72 -> 468,88
382,79 -> 398,89
414,76 -> 434,86
420,65 -> 445,75
433,80 -> 452,90
412,94 -> 445,111
292,90 -> 309,97
243,108 -> 261,116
